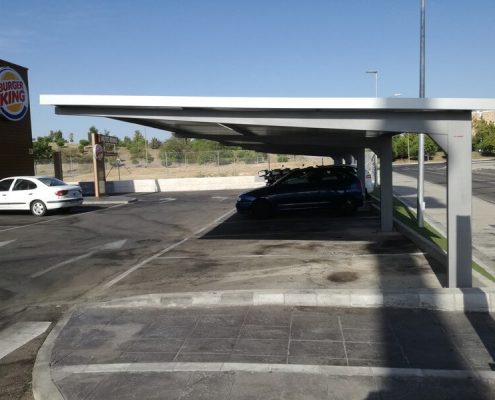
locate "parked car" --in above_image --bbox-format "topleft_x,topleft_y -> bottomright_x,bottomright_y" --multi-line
330,165 -> 375,196
0,176 -> 83,216
236,166 -> 364,218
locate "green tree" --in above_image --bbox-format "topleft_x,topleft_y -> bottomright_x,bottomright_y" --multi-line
408,134 -> 439,160
473,118 -> 495,155
159,137 -> 192,165
392,134 -> 413,160
393,133 -> 439,160
128,130 -> 154,163
120,136 -> 132,148
88,126 -> 99,142
78,139 -> 90,152
47,130 -> 66,147
150,137 -> 162,149
32,136 -> 53,160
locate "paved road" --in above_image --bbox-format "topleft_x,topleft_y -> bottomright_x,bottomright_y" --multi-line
393,161 -> 495,204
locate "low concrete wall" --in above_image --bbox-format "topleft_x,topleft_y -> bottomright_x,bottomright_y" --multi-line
156,176 -> 265,192
78,176 -> 265,195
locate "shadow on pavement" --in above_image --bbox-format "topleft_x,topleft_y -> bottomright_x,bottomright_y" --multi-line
393,185 -> 446,209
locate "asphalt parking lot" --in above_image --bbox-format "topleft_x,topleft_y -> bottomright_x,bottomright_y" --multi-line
99,204 -> 446,303
0,190 -> 445,315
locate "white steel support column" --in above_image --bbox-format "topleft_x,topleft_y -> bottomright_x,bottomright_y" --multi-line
446,124 -> 472,288
379,136 -> 394,231
356,148 -> 366,193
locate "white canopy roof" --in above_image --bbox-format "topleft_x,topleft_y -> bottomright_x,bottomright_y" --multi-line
40,95 -> 495,156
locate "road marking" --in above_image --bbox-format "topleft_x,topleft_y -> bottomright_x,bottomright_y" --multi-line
0,321 -> 51,360
97,208 -> 236,291
0,204 -> 124,233
211,196 -> 229,201
0,239 -> 16,248
30,240 -> 127,279
160,197 -> 176,203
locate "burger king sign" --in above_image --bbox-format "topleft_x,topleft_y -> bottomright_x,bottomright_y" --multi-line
0,66 -> 29,121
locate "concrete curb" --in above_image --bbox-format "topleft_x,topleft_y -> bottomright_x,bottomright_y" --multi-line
32,310 -> 74,400
52,361 -> 495,381
93,287 -> 495,312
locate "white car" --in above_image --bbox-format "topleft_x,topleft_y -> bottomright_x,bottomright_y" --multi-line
364,169 -> 375,195
0,176 -> 83,216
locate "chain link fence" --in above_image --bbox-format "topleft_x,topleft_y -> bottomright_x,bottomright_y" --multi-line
35,150 -> 357,182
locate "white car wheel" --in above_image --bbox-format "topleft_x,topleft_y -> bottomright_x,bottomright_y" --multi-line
31,200 -> 47,216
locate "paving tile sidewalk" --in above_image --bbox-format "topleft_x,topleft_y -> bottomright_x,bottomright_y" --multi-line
48,306 -> 495,400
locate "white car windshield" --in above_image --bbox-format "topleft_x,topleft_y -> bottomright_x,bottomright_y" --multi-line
38,177 -> 67,187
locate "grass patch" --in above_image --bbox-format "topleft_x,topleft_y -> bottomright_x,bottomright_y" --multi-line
372,189 -> 495,283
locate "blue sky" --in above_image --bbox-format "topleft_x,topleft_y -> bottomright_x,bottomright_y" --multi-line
2,0 -> 495,142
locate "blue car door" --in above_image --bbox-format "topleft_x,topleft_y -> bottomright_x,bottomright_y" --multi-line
318,169 -> 346,206
269,169 -> 321,210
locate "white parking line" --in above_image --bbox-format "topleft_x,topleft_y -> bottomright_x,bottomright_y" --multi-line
0,204 -> 124,233
0,239 -> 16,248
211,196 -> 229,201
97,208 -> 236,291
30,240 -> 127,279
0,321 -> 51,360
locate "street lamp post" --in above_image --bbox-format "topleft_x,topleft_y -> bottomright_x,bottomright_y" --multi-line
366,70 -> 378,97
144,127 -> 149,167
418,0 -> 426,227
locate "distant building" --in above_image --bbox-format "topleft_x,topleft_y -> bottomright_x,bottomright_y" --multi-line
0,59 -> 34,178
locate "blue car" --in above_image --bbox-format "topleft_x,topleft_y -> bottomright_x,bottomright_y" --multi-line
236,166 -> 364,218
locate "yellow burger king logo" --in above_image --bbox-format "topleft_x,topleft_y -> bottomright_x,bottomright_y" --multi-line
0,67 -> 29,121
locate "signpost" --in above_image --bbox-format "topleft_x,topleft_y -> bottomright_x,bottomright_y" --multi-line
91,133 -> 119,197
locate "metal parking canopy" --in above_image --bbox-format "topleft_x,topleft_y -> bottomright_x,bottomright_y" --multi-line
40,95 -> 495,288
